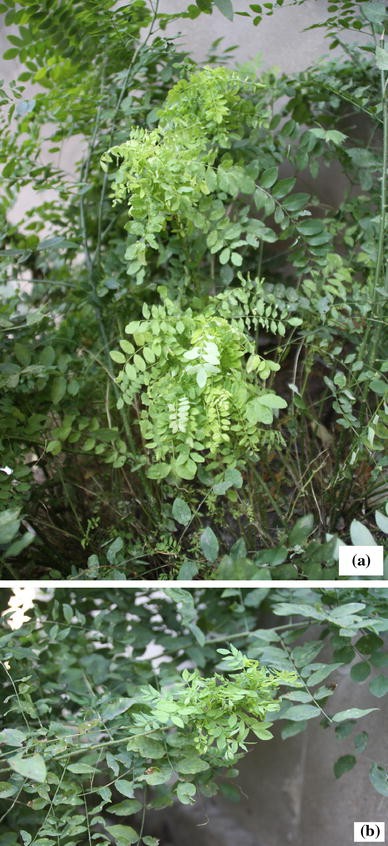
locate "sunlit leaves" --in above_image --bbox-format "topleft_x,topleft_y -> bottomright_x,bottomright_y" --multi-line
332,708 -> 378,723
113,295 -> 286,480
176,781 -> 197,803
200,526 -> 219,562
104,824 -> 139,845
172,497 -> 192,526
8,754 -> 47,783
281,704 -> 321,721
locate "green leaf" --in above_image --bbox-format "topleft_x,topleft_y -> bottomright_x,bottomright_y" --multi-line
50,375 -> 66,404
219,247 -> 230,264
110,350 -> 126,364
350,520 -> 376,546
172,497 -> 192,526
115,779 -> 135,799
225,467 -> 243,488
288,514 -> 314,546
369,763 -> 388,796
363,1 -> 387,24
281,721 -> 307,740
188,622 -> 206,647
332,708 -> 378,723
196,367 -> 207,388
144,765 -> 172,785
175,756 -> 209,774
334,755 -> 356,779
14,343 -> 31,367
62,603 -> 73,623
246,398 -> 273,425
109,799 -> 143,816
357,633 -> 384,655
173,458 -> 197,480
354,731 -> 368,753
119,340 -> 135,355
176,781 -> 196,804
260,166 -> 278,189
147,463 -> 170,480
375,510 -> 388,534
257,393 -> 287,409
0,728 -> 27,748
126,736 -> 165,759
296,218 -> 324,236
350,662 -> 370,682
308,663 -> 342,686
105,825 -> 138,845
67,763 -> 96,774
230,251 -> 242,267
101,698 -> 134,721
376,46 -> 388,70
212,467 -> 243,495
177,560 -> 199,579
213,0 -> 234,20
370,378 -> 387,396
369,675 -> 388,698
200,526 -> 219,562
0,782 -> 18,798
9,754 -> 47,783
281,704 -> 321,721
0,509 -> 21,544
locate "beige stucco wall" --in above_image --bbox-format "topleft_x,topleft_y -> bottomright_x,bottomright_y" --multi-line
159,0 -> 333,71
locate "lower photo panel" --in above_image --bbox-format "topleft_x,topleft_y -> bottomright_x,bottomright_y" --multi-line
0,587 -> 387,846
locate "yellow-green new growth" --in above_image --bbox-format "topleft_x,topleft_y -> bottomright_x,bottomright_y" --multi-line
101,66 -> 266,283
140,646 -> 299,762
111,293 -> 287,480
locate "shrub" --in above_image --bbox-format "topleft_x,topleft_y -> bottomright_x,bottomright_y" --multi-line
0,0 -> 386,576
0,587 -> 387,841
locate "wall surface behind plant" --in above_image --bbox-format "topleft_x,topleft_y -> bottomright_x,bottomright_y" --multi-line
159,0 -> 333,70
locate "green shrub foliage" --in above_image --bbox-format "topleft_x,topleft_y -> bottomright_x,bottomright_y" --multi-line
0,0 -> 386,575
111,292 -> 285,479
0,587 -> 387,842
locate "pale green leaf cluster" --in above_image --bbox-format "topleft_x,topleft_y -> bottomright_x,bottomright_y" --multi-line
135,646 -> 298,766
101,66 -> 266,282
111,293 -> 286,479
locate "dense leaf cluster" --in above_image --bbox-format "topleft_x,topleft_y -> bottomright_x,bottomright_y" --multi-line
111,293 -> 285,480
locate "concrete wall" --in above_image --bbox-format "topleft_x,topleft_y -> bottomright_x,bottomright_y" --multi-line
0,1 -> 335,85
160,0 -> 332,71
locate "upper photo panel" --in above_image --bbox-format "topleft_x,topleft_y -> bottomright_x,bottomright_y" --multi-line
0,0 -> 387,580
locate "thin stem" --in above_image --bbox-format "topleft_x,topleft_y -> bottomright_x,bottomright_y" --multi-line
372,33 -> 387,306
136,788 -> 147,846
0,662 -> 31,731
